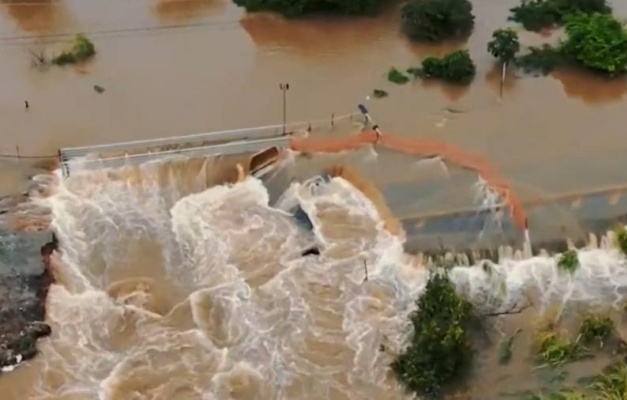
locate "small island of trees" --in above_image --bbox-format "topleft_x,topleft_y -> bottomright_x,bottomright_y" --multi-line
401,0 -> 475,42
232,0 -> 385,18
512,13 -> 627,77
51,34 -> 96,66
509,0 -> 611,32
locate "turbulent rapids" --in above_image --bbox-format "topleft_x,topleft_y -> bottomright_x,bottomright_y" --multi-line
5,114 -> 627,399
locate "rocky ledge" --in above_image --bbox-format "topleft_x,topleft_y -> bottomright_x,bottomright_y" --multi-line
0,231 -> 56,372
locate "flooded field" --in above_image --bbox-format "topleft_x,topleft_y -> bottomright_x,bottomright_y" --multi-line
2,0 -> 627,398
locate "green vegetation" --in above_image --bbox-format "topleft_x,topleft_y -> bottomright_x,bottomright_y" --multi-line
400,0 -> 475,42
232,0 -> 385,18
531,362 -> 627,399
387,67 -> 410,84
535,331 -> 590,367
615,226 -> 627,255
487,28 -> 520,64
391,271 -> 475,398
514,44 -> 562,75
589,362 -> 627,398
561,13 -> 627,76
419,50 -> 476,84
557,250 -> 579,274
499,328 -> 522,364
578,314 -> 614,347
52,34 -> 96,66
528,390 -> 586,400
372,89 -> 388,98
509,0 -> 611,32
513,13 -> 627,77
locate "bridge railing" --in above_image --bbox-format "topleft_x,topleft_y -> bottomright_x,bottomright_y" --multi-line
58,112 -> 364,176
65,136 -> 292,172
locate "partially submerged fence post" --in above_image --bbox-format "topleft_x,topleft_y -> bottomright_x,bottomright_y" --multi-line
500,62 -> 507,99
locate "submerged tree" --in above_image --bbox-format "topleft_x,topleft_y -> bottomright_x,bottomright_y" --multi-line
401,0 -> 474,42
419,49 -> 476,84
52,34 -> 96,66
514,44 -> 563,75
509,0 -> 611,32
488,29 -> 520,64
392,271 -> 475,398
232,0 -> 385,18
560,13 -> 627,76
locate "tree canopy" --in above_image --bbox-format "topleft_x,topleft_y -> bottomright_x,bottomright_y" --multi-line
509,0 -> 611,32
487,29 -> 520,63
391,272 -> 475,398
233,0 -> 385,18
52,34 -> 96,66
401,0 -> 475,42
419,50 -> 476,84
560,12 -> 627,76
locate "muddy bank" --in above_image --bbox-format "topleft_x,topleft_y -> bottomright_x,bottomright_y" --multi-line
0,231 -> 56,372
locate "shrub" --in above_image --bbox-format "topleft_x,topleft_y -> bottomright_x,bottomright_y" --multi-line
52,34 -> 96,66
509,0 -> 611,32
560,13 -> 627,76
391,272 -> 475,398
420,49 -> 476,84
557,250 -> 579,274
578,314 -> 614,347
401,0 -> 475,42
372,89 -> 388,98
616,226 -> 627,255
232,0 -> 385,18
387,67 -> 410,84
589,362 -> 627,398
514,44 -> 563,75
535,331 -> 589,367
487,29 -> 520,63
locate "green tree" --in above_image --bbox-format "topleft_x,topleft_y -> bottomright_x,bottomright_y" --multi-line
488,29 -> 520,63
420,49 -> 476,84
401,0 -> 475,42
561,13 -> 627,76
233,0 -> 385,18
509,0 -> 611,32
391,272 -> 475,398
52,34 -> 96,66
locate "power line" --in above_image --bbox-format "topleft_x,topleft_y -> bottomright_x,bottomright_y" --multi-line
0,18 -> 243,44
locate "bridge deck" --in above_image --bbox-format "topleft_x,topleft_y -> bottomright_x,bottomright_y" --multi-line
58,113 -> 362,177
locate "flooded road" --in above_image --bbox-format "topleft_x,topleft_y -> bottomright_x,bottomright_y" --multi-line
2,0 -> 627,398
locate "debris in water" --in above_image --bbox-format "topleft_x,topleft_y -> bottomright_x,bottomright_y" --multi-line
499,328 -> 522,364
93,85 -> 105,94
372,89 -> 388,99
301,247 -> 320,257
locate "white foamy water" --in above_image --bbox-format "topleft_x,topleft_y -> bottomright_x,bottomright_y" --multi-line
15,158 -> 627,400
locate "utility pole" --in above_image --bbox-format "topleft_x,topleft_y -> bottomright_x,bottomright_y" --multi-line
279,83 -> 289,135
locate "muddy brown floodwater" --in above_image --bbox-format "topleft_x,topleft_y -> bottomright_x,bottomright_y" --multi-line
2,0 -> 627,399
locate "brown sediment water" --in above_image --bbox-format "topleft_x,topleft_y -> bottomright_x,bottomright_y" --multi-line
290,130 -> 527,230
1,0 -> 627,398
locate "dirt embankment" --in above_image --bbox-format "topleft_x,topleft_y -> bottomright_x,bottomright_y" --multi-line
0,233 -> 56,371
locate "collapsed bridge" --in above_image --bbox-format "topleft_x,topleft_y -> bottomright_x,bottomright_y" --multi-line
58,106 -> 528,235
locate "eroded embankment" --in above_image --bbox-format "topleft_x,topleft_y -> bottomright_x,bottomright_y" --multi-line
0,233 -> 56,371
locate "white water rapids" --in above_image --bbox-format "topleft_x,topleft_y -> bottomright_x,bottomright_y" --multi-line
16,158 -> 627,399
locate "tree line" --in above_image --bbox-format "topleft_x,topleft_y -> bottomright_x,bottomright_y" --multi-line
235,0 -> 627,84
